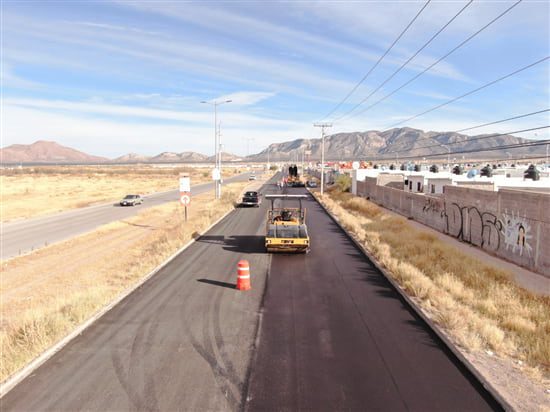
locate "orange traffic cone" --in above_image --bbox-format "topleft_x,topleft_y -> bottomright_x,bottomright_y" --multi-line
236,260 -> 251,291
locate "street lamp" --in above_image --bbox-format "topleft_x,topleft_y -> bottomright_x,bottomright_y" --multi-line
201,99 -> 232,199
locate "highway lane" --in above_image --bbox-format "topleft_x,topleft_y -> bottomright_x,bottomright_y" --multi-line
1,173 -> 249,259
246,186 -> 501,411
2,176 -> 278,411
3,179 -> 503,411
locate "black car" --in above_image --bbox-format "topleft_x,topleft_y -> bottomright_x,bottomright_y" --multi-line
120,194 -> 143,206
241,191 -> 261,207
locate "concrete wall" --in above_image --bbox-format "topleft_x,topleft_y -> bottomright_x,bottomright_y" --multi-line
357,180 -> 550,277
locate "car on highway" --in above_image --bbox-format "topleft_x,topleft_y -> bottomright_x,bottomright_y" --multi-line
119,194 -> 143,206
241,191 -> 261,207
249,174 -> 257,181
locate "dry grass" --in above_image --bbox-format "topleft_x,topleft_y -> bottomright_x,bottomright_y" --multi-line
0,165 -> 241,222
0,181 -> 250,381
316,188 -> 550,376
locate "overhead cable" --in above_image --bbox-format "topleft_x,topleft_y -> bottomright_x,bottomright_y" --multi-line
333,0 -> 473,121
320,0 -> 431,121
339,0 -> 525,122
384,113 -> 550,153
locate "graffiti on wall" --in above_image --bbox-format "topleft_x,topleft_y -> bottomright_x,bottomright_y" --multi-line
439,203 -> 533,258
422,198 -> 443,215
443,203 -> 502,251
501,210 -> 533,257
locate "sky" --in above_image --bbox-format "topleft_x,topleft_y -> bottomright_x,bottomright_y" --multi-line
1,0 -> 549,158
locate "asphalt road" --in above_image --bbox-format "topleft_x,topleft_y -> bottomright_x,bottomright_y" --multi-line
2,179 -> 501,411
1,176 -> 277,411
245,186 -> 500,411
1,173 -> 249,259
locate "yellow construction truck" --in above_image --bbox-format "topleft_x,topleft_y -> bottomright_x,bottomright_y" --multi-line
265,194 -> 309,253
286,164 -> 305,187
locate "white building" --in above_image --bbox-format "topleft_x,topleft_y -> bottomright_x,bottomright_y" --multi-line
404,173 -> 425,193
425,176 -> 454,194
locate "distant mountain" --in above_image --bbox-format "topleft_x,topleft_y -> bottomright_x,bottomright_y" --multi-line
112,152 -> 151,163
0,140 -> 107,163
150,151 -> 208,163
249,127 -> 545,161
206,152 -> 242,162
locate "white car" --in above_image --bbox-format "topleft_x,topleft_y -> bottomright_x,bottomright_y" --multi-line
249,174 -> 257,181
120,194 -> 143,206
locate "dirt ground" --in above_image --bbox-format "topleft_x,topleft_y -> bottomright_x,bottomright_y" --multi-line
0,165 -> 240,222
0,177 -> 261,381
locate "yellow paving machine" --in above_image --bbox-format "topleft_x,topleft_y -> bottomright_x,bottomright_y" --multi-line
287,164 -> 305,187
265,194 -> 310,253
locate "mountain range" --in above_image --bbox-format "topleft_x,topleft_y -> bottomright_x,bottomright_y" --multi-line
250,127 -> 545,161
0,141 -> 108,164
1,128 -> 545,164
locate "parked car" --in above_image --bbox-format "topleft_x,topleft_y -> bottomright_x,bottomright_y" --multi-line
120,194 -> 143,206
241,191 -> 261,207
306,180 -> 318,188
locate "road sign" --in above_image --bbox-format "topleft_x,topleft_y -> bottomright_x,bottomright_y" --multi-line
180,193 -> 191,205
212,168 -> 221,181
352,161 -> 360,170
179,173 -> 191,192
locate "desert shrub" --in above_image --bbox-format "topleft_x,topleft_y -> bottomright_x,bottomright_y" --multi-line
335,174 -> 352,192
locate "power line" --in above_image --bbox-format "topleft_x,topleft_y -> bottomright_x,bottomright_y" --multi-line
384,114 -> 550,154
369,129 -> 549,161
381,125 -> 549,158
340,0 -> 525,122
387,56 -> 549,128
333,0 -> 473,121
402,139 -> 549,161
370,140 -> 549,162
455,109 -> 550,134
320,0 -> 431,121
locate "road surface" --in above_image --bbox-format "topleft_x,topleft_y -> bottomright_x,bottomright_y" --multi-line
1,176 -> 277,411
1,173 -> 249,259
2,181 -> 501,411
245,186 -> 500,411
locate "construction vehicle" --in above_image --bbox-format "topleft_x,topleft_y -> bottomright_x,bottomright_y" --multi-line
265,194 -> 309,253
287,164 -> 305,187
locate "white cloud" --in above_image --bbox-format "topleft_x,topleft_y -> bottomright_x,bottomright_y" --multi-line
1,63 -> 44,90
1,99 -> 315,157
4,97 -> 303,128
209,91 -> 276,106
2,11 -> 357,101
68,21 -> 166,37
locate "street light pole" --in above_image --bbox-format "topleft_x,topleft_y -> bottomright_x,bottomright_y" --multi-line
314,123 -> 332,196
201,99 -> 232,199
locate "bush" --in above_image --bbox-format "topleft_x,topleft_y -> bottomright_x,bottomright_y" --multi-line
335,174 -> 352,192
270,165 -> 278,171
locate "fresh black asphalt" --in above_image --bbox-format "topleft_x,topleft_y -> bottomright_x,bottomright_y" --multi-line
2,178 -> 501,411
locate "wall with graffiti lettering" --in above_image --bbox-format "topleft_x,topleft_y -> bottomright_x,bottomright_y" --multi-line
358,179 -> 549,277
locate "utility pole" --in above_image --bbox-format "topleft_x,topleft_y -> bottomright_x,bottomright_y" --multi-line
218,121 -> 222,195
201,99 -> 232,199
301,147 -> 305,176
314,123 -> 332,196
245,137 -> 255,158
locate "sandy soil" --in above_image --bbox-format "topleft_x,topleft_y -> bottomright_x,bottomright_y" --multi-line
1,166 -> 240,222
0,178 -> 261,380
